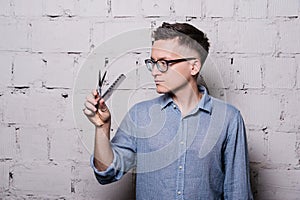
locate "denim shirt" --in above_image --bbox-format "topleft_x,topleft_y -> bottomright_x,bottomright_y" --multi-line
90,86 -> 253,200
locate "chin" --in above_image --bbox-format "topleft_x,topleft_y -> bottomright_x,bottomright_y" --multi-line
155,85 -> 171,94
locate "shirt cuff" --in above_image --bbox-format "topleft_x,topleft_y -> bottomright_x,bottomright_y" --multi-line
90,151 -> 117,176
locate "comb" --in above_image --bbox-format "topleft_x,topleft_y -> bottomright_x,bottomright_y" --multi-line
102,74 -> 126,101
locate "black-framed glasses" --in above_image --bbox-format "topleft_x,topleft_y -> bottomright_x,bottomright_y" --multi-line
145,57 -> 197,73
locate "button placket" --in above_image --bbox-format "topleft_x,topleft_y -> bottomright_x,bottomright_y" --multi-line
175,118 -> 187,199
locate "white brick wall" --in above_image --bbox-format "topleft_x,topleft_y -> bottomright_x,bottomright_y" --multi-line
31,20 -> 91,53
204,0 -> 235,18
278,20 -> 300,54
217,20 -> 277,53
264,57 -> 297,89
1,0 -> 300,199
268,0 -> 299,17
236,0 -> 267,19
0,19 -> 30,51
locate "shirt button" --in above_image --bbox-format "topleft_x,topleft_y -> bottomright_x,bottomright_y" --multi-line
180,141 -> 184,145
173,105 -> 176,109
177,191 -> 181,195
179,166 -> 183,170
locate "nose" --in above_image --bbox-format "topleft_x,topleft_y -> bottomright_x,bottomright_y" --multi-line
151,64 -> 161,77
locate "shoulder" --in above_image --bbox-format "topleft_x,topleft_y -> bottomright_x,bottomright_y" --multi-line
130,95 -> 164,111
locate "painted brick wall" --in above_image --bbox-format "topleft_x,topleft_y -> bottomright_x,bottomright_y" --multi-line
0,0 -> 299,199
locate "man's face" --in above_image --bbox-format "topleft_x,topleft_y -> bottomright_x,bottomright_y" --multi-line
150,39 -> 198,94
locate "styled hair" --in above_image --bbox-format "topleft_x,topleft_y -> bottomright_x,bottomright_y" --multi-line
153,22 -> 210,66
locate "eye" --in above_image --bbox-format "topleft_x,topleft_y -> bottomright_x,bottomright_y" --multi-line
158,60 -> 168,67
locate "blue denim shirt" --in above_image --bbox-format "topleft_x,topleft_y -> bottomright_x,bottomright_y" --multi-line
91,86 -> 253,200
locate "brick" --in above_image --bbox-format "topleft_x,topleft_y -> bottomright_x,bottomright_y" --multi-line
248,129 -> 267,163
0,126 -> 15,159
226,92 -> 282,127
13,162 -> 71,195
281,91 -> 300,131
268,131 -> 297,164
141,0 -> 171,17
200,54 -> 232,89
0,0 -> 12,16
0,19 -> 30,51
74,0 -> 107,17
2,90 -> 68,126
174,0 -> 202,17
19,127 -> 48,161
2,92 -> 29,124
42,53 -> 75,88
257,169 -> 300,199
74,162 -> 135,199
111,0 -> 139,17
0,53 -> 13,88
26,90 -> 70,127
297,55 -> 300,89
0,162 -> 10,191
12,54 -> 44,87
268,0 -> 299,17
136,51 -> 156,88
217,21 -> 276,53
104,53 -> 139,90
278,20 -> 300,54
233,57 -> 263,89
264,57 -> 296,89
60,97 -> 77,129
49,129 -> 78,161
103,20 -> 149,40
236,0 -> 267,18
44,0 -> 76,17
75,126 -> 95,154
31,19 -> 90,53
91,21 -> 105,48
13,0 -> 44,17
204,0 -> 234,18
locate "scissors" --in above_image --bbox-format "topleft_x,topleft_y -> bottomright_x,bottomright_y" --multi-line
97,69 -> 107,97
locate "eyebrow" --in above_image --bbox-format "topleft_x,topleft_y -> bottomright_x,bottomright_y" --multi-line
150,57 -> 171,61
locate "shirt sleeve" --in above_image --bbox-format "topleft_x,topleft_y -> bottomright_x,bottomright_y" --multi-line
223,111 -> 253,200
90,108 -> 137,185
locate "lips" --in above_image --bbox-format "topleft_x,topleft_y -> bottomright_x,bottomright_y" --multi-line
154,80 -> 164,83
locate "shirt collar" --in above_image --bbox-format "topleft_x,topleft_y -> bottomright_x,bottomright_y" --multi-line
159,85 -> 212,114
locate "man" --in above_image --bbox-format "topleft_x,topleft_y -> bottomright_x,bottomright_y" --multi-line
83,22 -> 253,199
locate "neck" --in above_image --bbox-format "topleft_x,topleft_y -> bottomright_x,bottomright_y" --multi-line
171,82 -> 202,117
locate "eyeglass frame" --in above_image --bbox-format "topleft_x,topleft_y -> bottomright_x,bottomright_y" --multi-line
144,57 -> 197,73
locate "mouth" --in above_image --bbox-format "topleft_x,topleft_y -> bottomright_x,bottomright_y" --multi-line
154,80 -> 164,84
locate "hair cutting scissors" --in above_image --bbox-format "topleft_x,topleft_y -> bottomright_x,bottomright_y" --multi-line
97,69 -> 107,97
96,69 -> 126,102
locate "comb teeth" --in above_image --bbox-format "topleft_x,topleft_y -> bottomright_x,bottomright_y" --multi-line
102,74 -> 126,101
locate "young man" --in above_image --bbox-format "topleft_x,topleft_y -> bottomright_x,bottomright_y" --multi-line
83,22 -> 253,199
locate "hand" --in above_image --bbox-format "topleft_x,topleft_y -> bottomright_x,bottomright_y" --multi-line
83,90 -> 111,127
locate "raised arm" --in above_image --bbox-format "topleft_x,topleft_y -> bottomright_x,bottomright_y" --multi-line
83,89 -> 113,171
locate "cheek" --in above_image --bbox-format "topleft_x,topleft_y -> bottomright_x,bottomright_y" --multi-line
167,68 -> 189,82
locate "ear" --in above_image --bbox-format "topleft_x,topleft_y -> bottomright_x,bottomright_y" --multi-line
190,59 -> 201,76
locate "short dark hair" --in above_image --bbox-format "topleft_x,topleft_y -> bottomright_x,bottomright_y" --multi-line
153,22 -> 210,65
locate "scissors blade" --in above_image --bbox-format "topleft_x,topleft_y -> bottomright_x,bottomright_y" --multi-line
101,71 -> 107,86
97,69 -> 102,96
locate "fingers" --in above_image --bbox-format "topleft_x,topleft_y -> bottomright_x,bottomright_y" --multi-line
98,99 -> 109,113
92,89 -> 98,97
86,91 -> 99,105
83,91 -> 99,115
83,90 -> 109,115
84,100 -> 96,112
83,107 -> 95,116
